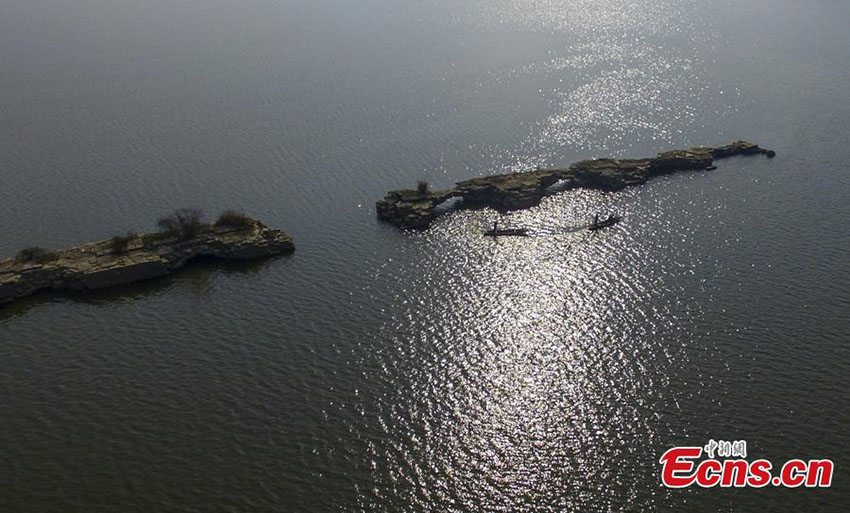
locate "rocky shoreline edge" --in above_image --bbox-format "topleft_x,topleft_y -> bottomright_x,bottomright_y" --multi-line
0,211 -> 294,307
377,141 -> 775,229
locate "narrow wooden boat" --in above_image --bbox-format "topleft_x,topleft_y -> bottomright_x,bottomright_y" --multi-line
588,215 -> 621,231
484,228 -> 529,237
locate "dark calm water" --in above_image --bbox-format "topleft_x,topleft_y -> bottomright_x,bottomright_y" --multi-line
2,0 -> 849,511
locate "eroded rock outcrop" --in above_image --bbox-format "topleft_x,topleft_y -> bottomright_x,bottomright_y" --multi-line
375,188 -> 460,230
0,220 -> 294,307
377,141 -> 774,229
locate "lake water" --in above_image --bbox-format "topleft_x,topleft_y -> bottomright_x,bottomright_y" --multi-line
1,0 -> 849,511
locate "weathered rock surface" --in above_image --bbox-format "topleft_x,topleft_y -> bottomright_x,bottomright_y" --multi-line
377,141 -> 774,229
375,188 -> 459,230
0,221 -> 294,307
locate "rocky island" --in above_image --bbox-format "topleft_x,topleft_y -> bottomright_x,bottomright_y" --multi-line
0,210 -> 294,307
377,141 -> 776,229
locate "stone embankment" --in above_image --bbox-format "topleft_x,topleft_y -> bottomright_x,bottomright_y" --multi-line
377,141 -> 775,229
0,219 -> 294,306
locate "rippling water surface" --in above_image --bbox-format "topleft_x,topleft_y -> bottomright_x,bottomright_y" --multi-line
1,0 -> 849,511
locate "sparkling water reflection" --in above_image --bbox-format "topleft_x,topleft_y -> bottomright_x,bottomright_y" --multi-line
1,0 -> 849,511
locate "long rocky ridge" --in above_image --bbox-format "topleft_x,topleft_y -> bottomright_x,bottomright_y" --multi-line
377,141 -> 775,229
0,219 -> 294,307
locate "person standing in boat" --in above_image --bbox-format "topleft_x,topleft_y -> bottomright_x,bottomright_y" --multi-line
493,221 -> 498,233
593,213 -> 599,227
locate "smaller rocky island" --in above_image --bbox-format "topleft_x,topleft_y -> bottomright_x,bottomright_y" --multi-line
377,141 -> 776,229
0,210 -> 294,307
